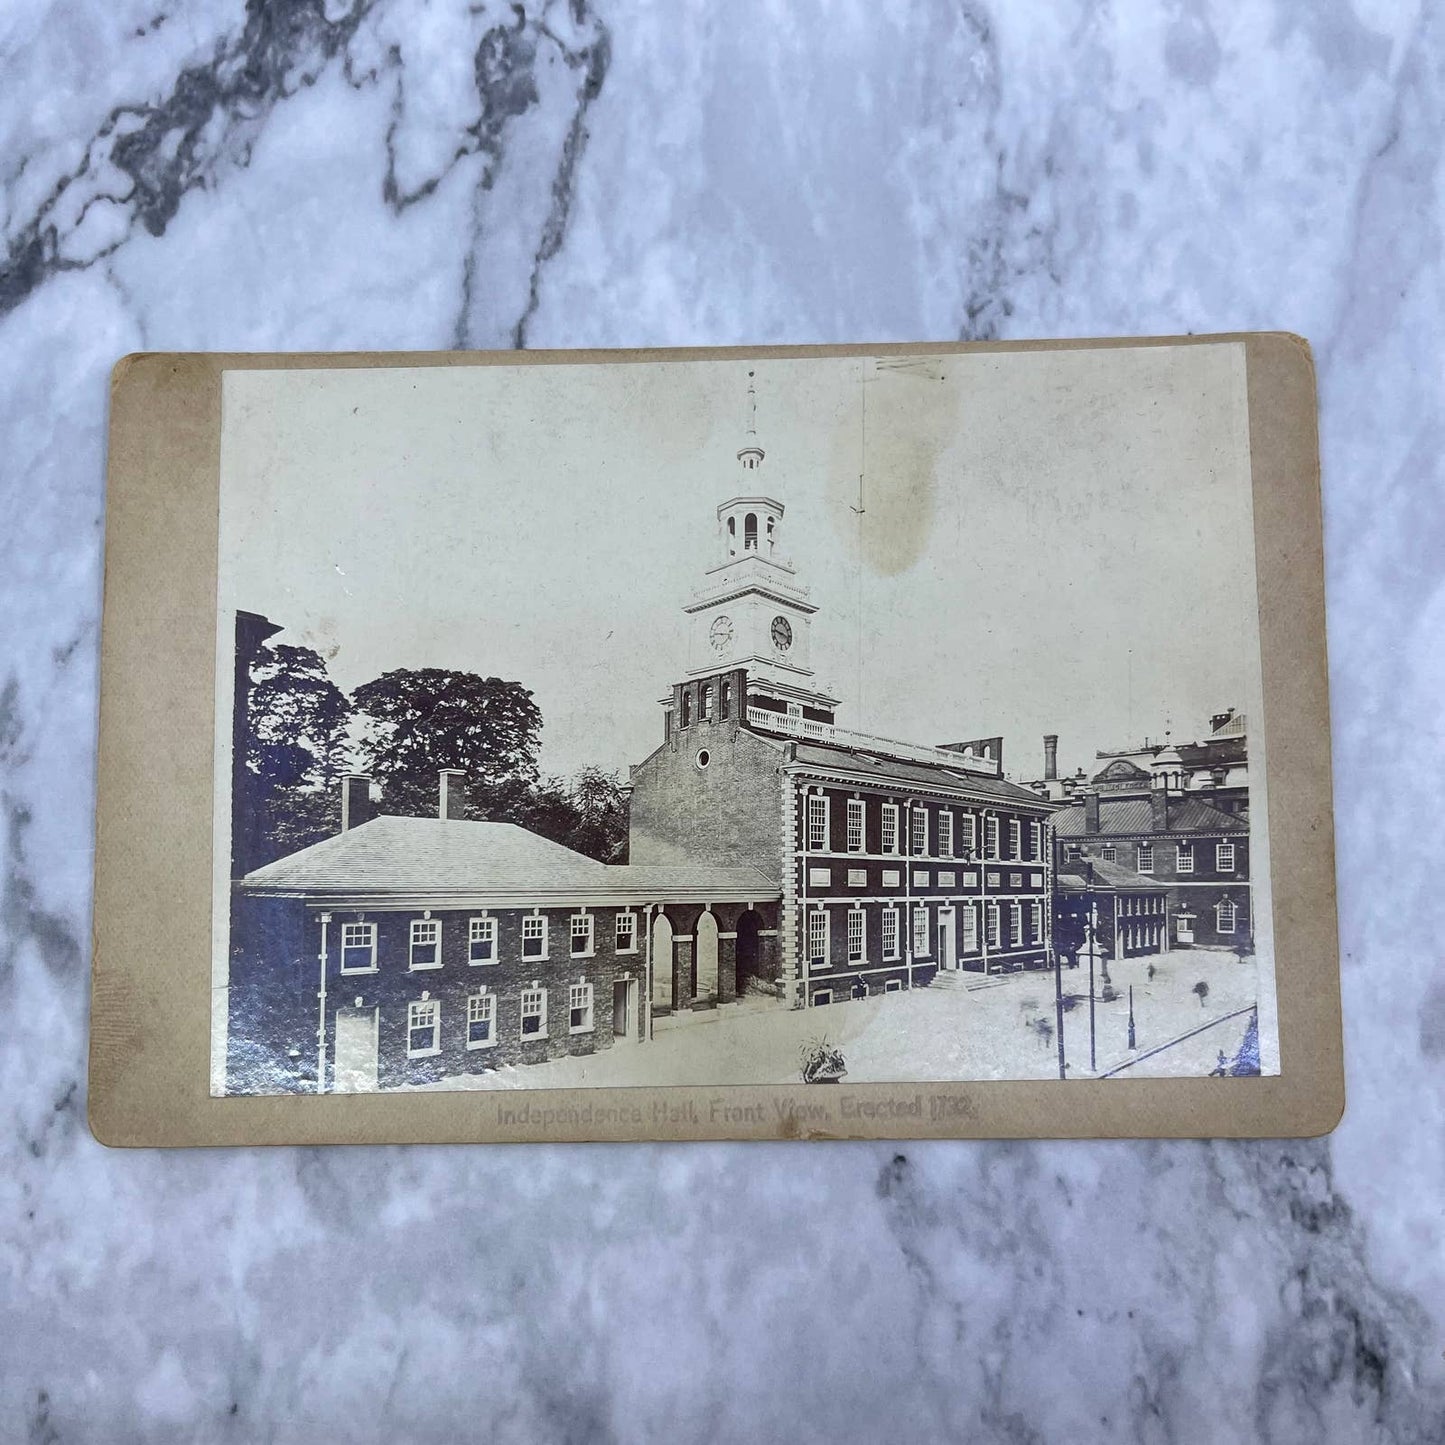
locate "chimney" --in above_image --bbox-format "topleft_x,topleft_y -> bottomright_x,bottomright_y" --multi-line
340,774 -> 373,833
1043,734 -> 1058,782
439,769 -> 467,821
1084,792 -> 1100,834
1150,788 -> 1169,832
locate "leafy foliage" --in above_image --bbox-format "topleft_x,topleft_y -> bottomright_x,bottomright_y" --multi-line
521,766 -> 630,863
351,668 -> 543,820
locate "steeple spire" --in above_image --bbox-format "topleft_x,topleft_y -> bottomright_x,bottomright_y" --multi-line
737,368 -> 764,472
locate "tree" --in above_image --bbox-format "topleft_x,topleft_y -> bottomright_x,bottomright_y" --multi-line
351,669 -> 542,819
520,766 -> 629,863
243,641 -> 353,864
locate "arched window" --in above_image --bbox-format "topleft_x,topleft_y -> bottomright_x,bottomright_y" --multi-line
744,513 -> 758,551
727,516 -> 736,556
720,679 -> 731,720
681,691 -> 692,728
700,684 -> 712,721
765,515 -> 775,551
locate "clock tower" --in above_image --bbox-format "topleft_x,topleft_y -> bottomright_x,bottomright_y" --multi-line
674,372 -> 840,726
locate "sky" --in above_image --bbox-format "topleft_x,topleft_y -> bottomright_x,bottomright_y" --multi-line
216,343 -> 1262,785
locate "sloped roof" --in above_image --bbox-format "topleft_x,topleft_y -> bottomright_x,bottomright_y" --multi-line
787,741 -> 1047,807
240,815 -> 778,903
1052,794 -> 1244,838
1057,857 -> 1167,893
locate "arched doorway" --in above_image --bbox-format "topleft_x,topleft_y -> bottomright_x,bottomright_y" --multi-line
651,913 -> 674,1010
696,910 -> 719,999
735,909 -> 762,997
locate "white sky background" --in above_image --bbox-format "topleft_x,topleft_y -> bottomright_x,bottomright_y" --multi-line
217,345 -> 1260,784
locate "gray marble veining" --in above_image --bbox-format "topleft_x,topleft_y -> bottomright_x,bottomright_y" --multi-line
2,1 -> 1443,1439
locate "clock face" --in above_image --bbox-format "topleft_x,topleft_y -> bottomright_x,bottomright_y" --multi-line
709,615 -> 734,653
771,615 -> 794,651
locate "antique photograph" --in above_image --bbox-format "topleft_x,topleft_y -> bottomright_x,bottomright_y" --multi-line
211,345 -> 1277,1098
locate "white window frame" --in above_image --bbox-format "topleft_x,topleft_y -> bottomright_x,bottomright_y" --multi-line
406,998 -> 440,1058
1029,820 -> 1042,861
807,908 -> 829,967
847,909 -> 866,965
882,906 -> 900,961
985,901 -> 1001,949
911,807 -> 928,857
984,814 -> 999,859
522,914 -> 548,961
812,989 -> 834,1006
1010,902 -> 1023,947
961,814 -> 977,856
1176,844 -> 1195,874
409,918 -> 441,971
1137,844 -> 1154,874
1030,901 -> 1044,945
340,922 -> 377,974
468,916 -> 497,966
465,991 -> 496,1050
846,798 -> 865,853
938,811 -> 954,859
1216,899 -> 1237,934
807,794 -> 829,852
615,910 -> 638,954
1008,818 -> 1021,858
568,980 -> 595,1034
1217,842 -> 1236,872
520,984 -> 548,1040
881,803 -> 899,856
962,902 -> 979,953
884,979 -> 903,994
1099,846 -> 1116,863
911,905 -> 930,958
570,912 -> 594,959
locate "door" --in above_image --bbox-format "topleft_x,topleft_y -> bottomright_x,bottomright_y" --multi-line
333,1007 -> 378,1093
938,907 -> 957,969
613,980 -> 630,1040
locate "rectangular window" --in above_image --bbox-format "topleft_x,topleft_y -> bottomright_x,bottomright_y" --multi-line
960,814 -> 977,855
847,869 -> 866,887
1217,842 -> 1236,872
911,808 -> 928,857
1176,844 -> 1194,874
986,871 -> 1001,889
847,910 -> 865,964
1029,820 -> 1042,861
406,999 -> 440,1057
881,804 -> 899,855
615,911 -> 637,953
985,902 -> 1001,949
912,869 -> 930,887
882,907 -> 900,961
846,798 -> 865,853
912,906 -> 930,957
984,815 -> 999,859
962,903 -> 979,952
520,986 -> 548,1039
522,915 -> 548,960
1100,846 -> 1117,862
1065,843 -> 1082,862
466,992 -> 495,1049
884,979 -> 903,994
1137,844 -> 1154,874
1031,901 -> 1044,944
938,812 -> 954,858
807,910 -> 829,967
570,913 -> 594,958
409,919 -> 441,970
1216,899 -> 1237,934
809,867 -> 831,888
340,922 -> 376,974
468,917 -> 497,965
812,990 -> 833,1006
937,871 -> 956,888
882,869 -> 901,888
569,981 -> 595,1033
807,795 -> 829,851
1008,818 -> 1021,858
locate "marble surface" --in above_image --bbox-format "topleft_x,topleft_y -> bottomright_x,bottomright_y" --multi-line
2,0 -> 1443,1438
